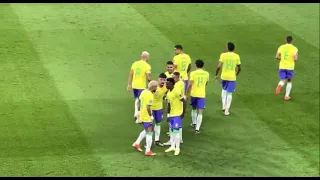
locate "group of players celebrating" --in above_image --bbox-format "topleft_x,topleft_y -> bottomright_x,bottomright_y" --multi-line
127,36 -> 298,156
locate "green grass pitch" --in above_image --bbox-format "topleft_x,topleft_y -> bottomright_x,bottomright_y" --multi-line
0,3 -> 319,177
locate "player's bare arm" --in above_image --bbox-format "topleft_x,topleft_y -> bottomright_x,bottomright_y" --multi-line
146,103 -> 154,132
147,104 -> 152,117
180,97 -> 186,119
135,99 -> 141,123
146,72 -> 152,82
215,61 -> 223,80
294,52 -> 298,61
137,99 -> 141,111
276,52 -> 281,60
187,63 -> 191,73
236,64 -> 241,76
127,69 -> 134,92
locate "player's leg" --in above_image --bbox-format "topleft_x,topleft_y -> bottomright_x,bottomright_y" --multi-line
195,98 -> 205,134
132,126 -> 146,152
164,117 -> 172,146
133,89 -> 143,118
179,124 -> 183,144
284,70 -> 294,100
224,81 -> 236,116
165,116 -> 181,155
221,80 -> 228,111
144,123 -> 156,156
133,89 -> 138,117
166,114 -> 171,137
174,117 -> 182,155
153,110 -> 164,146
276,70 -> 287,95
190,97 -> 197,128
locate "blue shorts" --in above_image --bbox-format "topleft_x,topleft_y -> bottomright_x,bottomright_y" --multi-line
279,69 -> 294,80
190,97 -> 206,109
152,109 -> 163,123
133,89 -> 144,99
221,80 -> 236,93
168,116 -> 182,130
142,122 -> 153,129
184,80 -> 189,91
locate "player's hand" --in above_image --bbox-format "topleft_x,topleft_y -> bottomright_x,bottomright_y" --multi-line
183,95 -> 187,100
215,76 -> 219,80
127,84 -> 132,92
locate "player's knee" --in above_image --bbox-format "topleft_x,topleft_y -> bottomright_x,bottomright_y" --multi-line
287,79 -> 292,82
146,126 -> 153,132
155,122 -> 161,126
197,109 -> 203,114
192,106 -> 196,110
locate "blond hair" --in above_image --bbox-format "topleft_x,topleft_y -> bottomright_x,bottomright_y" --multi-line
148,80 -> 158,89
141,51 -> 149,56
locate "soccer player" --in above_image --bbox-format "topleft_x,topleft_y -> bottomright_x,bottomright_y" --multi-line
127,51 -> 152,119
165,61 -> 175,78
173,45 -> 191,93
275,36 -> 298,100
187,59 -> 209,134
215,42 -> 241,116
172,72 -> 185,142
152,73 -> 168,146
132,80 -> 158,156
164,72 -> 184,144
164,78 -> 186,156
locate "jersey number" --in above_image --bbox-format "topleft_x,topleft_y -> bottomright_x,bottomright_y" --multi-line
197,77 -> 204,87
181,61 -> 187,71
224,60 -> 234,70
283,48 -> 289,60
135,68 -> 141,76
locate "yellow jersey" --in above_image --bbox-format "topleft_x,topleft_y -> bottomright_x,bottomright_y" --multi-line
152,85 -> 167,111
131,60 -> 151,89
219,52 -> 241,81
277,44 -> 298,70
139,89 -> 154,122
174,80 -> 185,96
165,71 -> 174,78
167,88 -> 184,117
190,69 -> 209,98
173,53 -> 191,80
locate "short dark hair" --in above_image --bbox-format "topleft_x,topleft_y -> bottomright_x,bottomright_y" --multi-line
166,61 -> 174,65
227,42 -> 235,51
286,36 -> 293,43
166,78 -> 175,85
159,73 -> 167,79
173,72 -> 180,77
195,59 -> 204,68
175,45 -> 183,50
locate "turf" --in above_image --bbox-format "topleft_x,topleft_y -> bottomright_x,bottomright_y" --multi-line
0,3 -> 319,177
